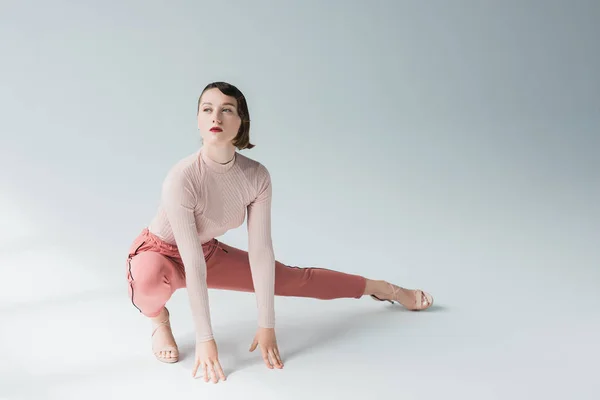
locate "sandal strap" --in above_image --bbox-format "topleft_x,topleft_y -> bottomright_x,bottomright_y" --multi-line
151,307 -> 171,337
151,318 -> 171,337
415,289 -> 424,309
388,284 -> 428,310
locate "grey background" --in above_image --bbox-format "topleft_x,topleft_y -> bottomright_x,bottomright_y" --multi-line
1,1 -> 599,399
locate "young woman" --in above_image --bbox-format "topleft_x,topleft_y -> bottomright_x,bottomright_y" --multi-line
125,81 -> 433,383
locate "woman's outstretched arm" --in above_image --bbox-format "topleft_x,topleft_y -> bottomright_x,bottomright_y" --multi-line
246,164 -> 276,329
162,169 -> 214,343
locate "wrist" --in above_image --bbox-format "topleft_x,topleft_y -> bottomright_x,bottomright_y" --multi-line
258,324 -> 275,332
196,334 -> 214,343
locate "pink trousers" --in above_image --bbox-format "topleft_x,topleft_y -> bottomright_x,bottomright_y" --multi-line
125,228 -> 367,317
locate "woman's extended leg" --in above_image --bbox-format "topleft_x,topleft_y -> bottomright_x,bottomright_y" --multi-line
205,241 -> 367,299
205,241 -> 433,310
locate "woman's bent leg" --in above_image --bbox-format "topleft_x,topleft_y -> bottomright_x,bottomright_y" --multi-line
206,242 -> 367,299
126,251 -> 184,317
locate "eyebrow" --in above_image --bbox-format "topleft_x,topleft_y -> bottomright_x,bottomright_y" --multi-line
201,102 -> 236,107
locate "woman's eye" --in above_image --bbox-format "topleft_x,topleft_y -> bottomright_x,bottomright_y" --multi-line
223,108 -> 232,113
203,108 -> 211,112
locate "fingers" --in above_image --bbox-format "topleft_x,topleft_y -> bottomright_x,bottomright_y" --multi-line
194,360 -> 227,383
208,362 -> 217,383
214,360 -> 227,381
249,339 -> 258,352
202,362 -> 209,382
249,334 -> 284,371
268,349 -> 280,369
192,360 -> 200,378
261,347 -> 273,369
262,347 -> 284,369
272,347 -> 284,369
193,338 -> 227,383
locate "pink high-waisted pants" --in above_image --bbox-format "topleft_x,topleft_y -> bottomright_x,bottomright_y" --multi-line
125,228 -> 367,317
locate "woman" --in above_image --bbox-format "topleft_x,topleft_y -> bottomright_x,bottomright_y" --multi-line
125,81 -> 433,383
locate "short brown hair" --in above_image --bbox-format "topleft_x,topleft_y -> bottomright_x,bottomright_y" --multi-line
197,81 -> 254,150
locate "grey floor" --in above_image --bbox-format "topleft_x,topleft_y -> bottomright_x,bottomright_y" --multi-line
1,228 -> 598,400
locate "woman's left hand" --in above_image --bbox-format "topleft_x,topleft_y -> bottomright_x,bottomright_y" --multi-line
249,327 -> 284,369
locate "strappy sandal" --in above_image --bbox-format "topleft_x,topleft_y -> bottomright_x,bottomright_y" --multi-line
371,283 -> 434,311
151,308 -> 179,363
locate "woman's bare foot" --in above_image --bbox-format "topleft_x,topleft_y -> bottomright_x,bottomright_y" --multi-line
365,279 -> 433,310
150,307 -> 179,363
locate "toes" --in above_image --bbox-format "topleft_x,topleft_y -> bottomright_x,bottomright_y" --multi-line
165,350 -> 178,359
156,350 -> 177,360
155,349 -> 179,359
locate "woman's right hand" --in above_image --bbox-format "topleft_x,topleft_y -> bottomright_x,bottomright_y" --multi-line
192,339 -> 226,383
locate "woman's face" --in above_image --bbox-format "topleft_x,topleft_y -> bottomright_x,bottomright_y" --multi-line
197,88 -> 241,147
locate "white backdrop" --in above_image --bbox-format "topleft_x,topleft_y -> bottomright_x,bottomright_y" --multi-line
1,1 -> 599,399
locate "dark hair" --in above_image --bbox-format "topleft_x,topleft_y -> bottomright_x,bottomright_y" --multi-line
197,81 -> 254,150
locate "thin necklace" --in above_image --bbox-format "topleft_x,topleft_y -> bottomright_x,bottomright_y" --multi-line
218,155 -> 235,164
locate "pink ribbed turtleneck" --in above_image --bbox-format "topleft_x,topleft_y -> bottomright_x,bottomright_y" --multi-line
148,146 -> 275,342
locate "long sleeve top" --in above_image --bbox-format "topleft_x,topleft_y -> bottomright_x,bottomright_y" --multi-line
147,146 -> 275,342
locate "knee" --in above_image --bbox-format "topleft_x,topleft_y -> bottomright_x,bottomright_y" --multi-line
129,252 -> 169,293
